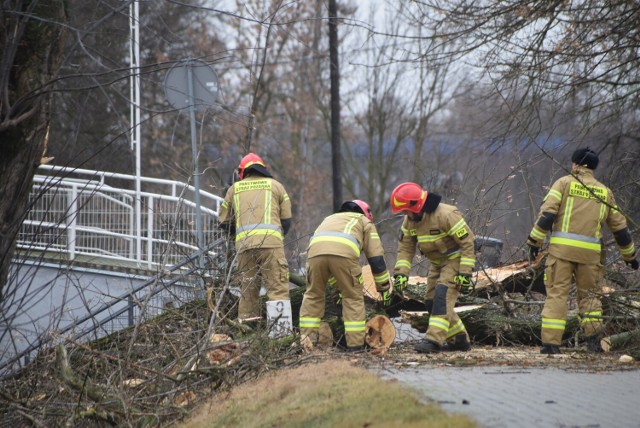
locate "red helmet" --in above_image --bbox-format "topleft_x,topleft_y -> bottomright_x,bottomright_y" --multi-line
339,199 -> 374,221
390,182 -> 427,214
237,153 -> 266,179
353,199 -> 374,221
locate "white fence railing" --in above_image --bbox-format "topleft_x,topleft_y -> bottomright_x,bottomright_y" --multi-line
17,165 -> 225,269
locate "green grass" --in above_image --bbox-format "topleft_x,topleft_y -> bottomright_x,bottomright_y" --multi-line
179,359 -> 476,428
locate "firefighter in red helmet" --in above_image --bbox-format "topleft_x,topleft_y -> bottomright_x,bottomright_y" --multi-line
299,199 -> 391,352
218,153 -> 293,332
390,182 -> 476,353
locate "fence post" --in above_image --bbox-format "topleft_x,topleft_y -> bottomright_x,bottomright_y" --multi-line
129,200 -> 135,261
67,185 -> 78,261
147,196 -> 154,269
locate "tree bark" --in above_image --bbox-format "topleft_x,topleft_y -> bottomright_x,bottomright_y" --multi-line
402,306 -> 581,346
0,1 -> 67,299
601,329 -> 640,353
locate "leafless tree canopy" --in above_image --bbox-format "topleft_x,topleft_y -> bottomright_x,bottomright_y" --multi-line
1,1 -> 640,426
3,1 -> 639,281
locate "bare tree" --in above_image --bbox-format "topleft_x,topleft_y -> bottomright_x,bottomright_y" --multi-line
0,1 -> 68,296
408,1 -> 640,165
341,2 -> 464,237
385,1 -> 640,255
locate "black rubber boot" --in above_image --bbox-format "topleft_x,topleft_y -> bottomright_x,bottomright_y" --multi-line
585,336 -> 603,353
540,343 -> 562,354
414,339 -> 442,354
449,334 -> 471,352
340,344 -> 367,353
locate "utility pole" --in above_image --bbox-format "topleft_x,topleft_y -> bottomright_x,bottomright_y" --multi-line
328,0 -> 343,212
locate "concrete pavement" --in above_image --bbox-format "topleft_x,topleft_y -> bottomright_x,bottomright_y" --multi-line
377,364 -> 640,427
375,317 -> 640,427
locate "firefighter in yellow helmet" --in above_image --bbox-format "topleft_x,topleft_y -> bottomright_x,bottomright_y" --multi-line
527,148 -> 638,354
299,200 -> 391,352
218,153 -> 293,329
390,182 -> 476,353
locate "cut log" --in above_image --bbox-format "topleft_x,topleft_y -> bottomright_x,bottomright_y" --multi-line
205,333 -> 242,365
365,315 -> 396,356
301,316 -> 391,352
601,329 -> 640,352
175,391 -> 197,407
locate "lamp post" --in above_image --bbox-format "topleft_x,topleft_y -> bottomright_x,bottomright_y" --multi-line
129,0 -> 142,265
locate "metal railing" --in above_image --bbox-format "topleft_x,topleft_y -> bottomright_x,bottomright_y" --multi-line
1,240 -> 225,376
17,165 -> 225,269
3,166 -> 230,376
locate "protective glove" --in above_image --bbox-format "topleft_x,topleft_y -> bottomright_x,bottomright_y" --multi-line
393,274 -> 409,293
527,244 -> 540,261
381,289 -> 393,307
335,293 -> 342,306
454,273 -> 473,296
625,259 -> 639,270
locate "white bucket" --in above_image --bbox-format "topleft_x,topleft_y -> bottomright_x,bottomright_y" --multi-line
266,300 -> 293,338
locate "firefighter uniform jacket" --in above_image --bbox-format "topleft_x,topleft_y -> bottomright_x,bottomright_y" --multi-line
218,175 -> 292,253
308,212 -> 390,290
528,167 -> 635,264
394,203 -> 476,276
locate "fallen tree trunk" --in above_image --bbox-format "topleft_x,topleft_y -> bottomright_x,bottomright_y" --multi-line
229,261 -> 637,350
601,329 -> 640,352
400,305 -> 581,346
405,258 -> 546,298
289,272 -> 306,288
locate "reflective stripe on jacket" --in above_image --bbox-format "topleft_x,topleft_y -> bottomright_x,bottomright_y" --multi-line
394,203 -> 476,276
308,212 -> 390,288
528,167 -> 634,264
218,176 -> 292,252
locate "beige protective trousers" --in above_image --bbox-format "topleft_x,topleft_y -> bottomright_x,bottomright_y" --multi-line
300,255 -> 366,347
424,258 -> 469,346
541,254 -> 603,345
236,246 -> 290,321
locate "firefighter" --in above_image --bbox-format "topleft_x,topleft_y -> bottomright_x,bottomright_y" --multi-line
299,200 -> 392,352
218,153 -> 293,328
390,182 -> 476,353
526,148 -> 638,354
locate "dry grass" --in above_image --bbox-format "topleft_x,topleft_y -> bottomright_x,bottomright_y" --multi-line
180,359 -> 477,428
